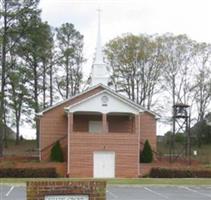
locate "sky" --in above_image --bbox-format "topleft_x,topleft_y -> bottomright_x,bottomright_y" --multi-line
22,0 -> 211,138
39,0 -> 211,78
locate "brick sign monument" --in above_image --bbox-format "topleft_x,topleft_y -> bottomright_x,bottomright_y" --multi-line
27,181 -> 106,200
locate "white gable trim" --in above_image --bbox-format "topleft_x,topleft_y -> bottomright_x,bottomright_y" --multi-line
101,85 -> 150,113
65,90 -> 142,114
97,84 -> 158,117
36,84 -> 104,116
37,83 -> 158,117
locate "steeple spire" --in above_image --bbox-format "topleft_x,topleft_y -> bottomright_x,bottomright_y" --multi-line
94,8 -> 103,64
90,9 -> 109,86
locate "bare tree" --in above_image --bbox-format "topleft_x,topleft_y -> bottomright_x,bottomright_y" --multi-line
105,34 -> 164,109
192,43 -> 211,121
157,34 -> 196,106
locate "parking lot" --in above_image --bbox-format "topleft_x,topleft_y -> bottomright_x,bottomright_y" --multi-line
107,185 -> 211,200
1,185 -> 211,199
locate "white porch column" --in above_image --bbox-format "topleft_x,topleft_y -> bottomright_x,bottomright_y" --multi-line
67,112 -> 73,176
102,113 -> 108,133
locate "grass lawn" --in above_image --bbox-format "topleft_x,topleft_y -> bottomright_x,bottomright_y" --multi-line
1,178 -> 211,186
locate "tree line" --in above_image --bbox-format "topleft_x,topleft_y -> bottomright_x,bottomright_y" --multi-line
105,34 -> 211,123
105,34 -> 211,145
0,0 -> 84,155
1,1 -> 211,155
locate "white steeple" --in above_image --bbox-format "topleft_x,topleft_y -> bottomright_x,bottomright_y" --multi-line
90,9 -> 109,86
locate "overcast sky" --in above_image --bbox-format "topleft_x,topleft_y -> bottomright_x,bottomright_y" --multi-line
23,0 -> 211,138
39,0 -> 211,77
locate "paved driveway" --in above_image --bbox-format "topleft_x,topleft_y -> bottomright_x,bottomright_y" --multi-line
1,185 -> 211,200
0,185 -> 25,200
107,185 -> 211,200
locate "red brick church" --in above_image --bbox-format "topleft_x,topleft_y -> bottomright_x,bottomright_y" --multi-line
37,12 -> 157,178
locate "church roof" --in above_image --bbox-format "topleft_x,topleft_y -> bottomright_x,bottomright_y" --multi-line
37,83 -> 158,118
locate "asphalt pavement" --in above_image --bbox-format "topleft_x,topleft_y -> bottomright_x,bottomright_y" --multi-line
1,185 -> 211,200
107,185 -> 211,200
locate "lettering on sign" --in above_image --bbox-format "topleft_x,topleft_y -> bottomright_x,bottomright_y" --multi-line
45,195 -> 89,200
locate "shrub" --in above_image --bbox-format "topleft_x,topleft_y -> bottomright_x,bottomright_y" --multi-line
149,167 -> 211,178
140,140 -> 153,163
50,141 -> 64,162
0,168 -> 58,178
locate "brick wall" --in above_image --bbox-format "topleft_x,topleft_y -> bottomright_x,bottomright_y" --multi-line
40,86 -> 104,161
107,115 -> 134,133
69,132 -> 139,178
140,112 -> 157,151
139,163 -> 157,177
27,181 -> 106,200
73,114 -> 102,132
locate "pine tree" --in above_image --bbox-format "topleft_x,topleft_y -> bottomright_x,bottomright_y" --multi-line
55,23 -> 84,99
140,140 -> 153,163
0,0 -> 40,156
17,16 -> 53,147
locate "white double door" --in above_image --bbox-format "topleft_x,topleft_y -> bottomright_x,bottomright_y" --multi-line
93,151 -> 115,178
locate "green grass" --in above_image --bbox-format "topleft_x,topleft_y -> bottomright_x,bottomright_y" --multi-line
1,178 -> 211,186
